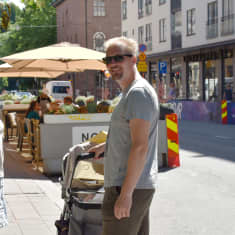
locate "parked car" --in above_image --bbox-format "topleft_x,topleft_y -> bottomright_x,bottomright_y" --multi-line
45,81 -> 72,101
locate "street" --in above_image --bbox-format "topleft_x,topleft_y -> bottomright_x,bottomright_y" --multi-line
1,120 -> 235,235
150,120 -> 235,235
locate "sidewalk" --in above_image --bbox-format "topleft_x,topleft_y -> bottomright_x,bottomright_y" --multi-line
1,140 -> 63,235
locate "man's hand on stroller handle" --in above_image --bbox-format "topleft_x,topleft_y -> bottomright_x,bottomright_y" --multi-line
88,143 -> 106,159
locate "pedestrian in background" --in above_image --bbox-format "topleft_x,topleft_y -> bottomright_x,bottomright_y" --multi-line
168,81 -> 177,101
25,100 -> 41,121
37,91 -> 51,115
223,83 -> 233,102
89,36 -> 159,235
0,120 -> 7,228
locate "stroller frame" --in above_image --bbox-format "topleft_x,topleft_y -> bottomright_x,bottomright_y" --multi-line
55,142 -> 104,235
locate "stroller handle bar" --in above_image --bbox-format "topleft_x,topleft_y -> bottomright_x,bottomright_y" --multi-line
76,152 -> 104,161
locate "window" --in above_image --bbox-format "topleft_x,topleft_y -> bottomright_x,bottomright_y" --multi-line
159,18 -> 166,42
207,1 -> 218,38
122,0 -> 127,20
223,57 -> 233,97
146,23 -> 152,51
204,60 -> 218,101
138,0 -> 144,18
145,0 -> 152,15
53,86 -> 70,94
123,31 -> 128,37
188,62 -> 200,100
93,0 -> 105,16
138,26 -> 144,43
170,57 -> 183,99
208,1 -> 218,24
171,10 -> 182,48
145,23 -> 152,41
159,0 -> 166,5
221,0 -> 234,35
187,8 -> 196,36
93,32 -> 105,51
223,0 -> 233,16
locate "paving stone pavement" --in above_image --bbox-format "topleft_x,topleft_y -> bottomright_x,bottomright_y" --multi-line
1,142 -> 63,235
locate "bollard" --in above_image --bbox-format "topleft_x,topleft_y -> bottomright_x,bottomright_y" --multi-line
221,100 -> 228,124
165,113 -> 180,168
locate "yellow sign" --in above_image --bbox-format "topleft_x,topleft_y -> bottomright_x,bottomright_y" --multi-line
68,115 -> 91,121
137,61 -> 148,72
139,52 -> 146,61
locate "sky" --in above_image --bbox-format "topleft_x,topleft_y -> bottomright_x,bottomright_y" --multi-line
7,0 -> 25,9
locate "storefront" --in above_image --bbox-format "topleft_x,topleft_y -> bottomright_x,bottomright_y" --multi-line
147,46 -> 235,123
170,57 -> 183,99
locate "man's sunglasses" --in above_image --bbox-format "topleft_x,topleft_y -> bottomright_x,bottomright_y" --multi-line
102,54 -> 133,65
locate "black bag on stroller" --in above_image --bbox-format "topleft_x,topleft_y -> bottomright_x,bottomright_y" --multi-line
55,218 -> 69,235
55,142 -> 104,235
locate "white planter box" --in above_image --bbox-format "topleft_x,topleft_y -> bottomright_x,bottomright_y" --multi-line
43,113 -> 112,124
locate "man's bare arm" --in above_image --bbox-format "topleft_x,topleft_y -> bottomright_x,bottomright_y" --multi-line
114,118 -> 150,219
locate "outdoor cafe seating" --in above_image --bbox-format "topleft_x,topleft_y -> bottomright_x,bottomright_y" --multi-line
24,118 -> 42,169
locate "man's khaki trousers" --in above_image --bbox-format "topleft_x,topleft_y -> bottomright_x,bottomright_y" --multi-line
102,187 -> 155,235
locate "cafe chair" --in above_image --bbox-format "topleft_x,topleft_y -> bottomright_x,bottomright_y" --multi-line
25,118 -> 42,169
31,119 -> 42,168
7,112 -> 17,139
16,114 -> 27,151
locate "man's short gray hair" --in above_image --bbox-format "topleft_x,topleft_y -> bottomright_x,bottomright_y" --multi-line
104,37 -> 138,56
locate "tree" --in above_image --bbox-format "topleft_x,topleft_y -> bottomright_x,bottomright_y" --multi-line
0,77 -> 8,91
0,0 -> 56,56
0,0 -> 57,90
0,3 -> 11,32
13,0 -> 57,52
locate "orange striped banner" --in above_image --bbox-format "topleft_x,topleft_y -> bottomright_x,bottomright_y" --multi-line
166,113 -> 180,168
221,100 -> 228,124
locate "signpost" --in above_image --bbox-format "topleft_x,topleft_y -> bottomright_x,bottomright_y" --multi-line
137,45 -> 147,73
137,61 -> 148,72
158,61 -> 167,74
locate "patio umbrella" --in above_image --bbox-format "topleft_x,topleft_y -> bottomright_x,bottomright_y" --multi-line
0,63 -> 64,78
0,42 -> 106,72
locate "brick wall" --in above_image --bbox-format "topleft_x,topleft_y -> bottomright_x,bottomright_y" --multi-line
55,0 -> 121,98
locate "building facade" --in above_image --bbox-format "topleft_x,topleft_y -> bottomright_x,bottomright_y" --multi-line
122,0 -> 235,123
52,0 -> 121,99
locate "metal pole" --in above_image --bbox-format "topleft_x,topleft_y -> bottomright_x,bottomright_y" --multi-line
85,0 -> 88,48
85,0 -> 88,95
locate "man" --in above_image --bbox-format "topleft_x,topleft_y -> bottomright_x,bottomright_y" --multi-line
89,37 -> 159,235
168,81 -> 177,101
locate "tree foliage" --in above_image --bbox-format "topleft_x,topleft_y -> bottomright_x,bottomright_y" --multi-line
0,0 -> 57,57
0,0 -> 57,90
0,77 -> 8,88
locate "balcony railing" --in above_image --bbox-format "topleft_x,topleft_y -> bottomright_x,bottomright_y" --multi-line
138,9 -> 144,19
221,14 -> 235,36
145,4 -> 152,15
206,18 -> 218,39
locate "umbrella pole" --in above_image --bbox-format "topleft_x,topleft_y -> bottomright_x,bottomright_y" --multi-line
72,72 -> 76,101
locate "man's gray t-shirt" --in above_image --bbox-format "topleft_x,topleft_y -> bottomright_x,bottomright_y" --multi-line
104,78 -> 159,189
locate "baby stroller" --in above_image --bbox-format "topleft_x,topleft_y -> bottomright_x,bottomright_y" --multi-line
55,140 -> 105,235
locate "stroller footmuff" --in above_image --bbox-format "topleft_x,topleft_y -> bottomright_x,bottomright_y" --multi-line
69,194 -> 103,235
56,140 -> 105,235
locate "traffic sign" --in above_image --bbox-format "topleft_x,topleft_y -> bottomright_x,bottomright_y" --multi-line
139,44 -> 147,52
159,61 -> 167,74
138,52 -> 146,61
137,61 -> 148,72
